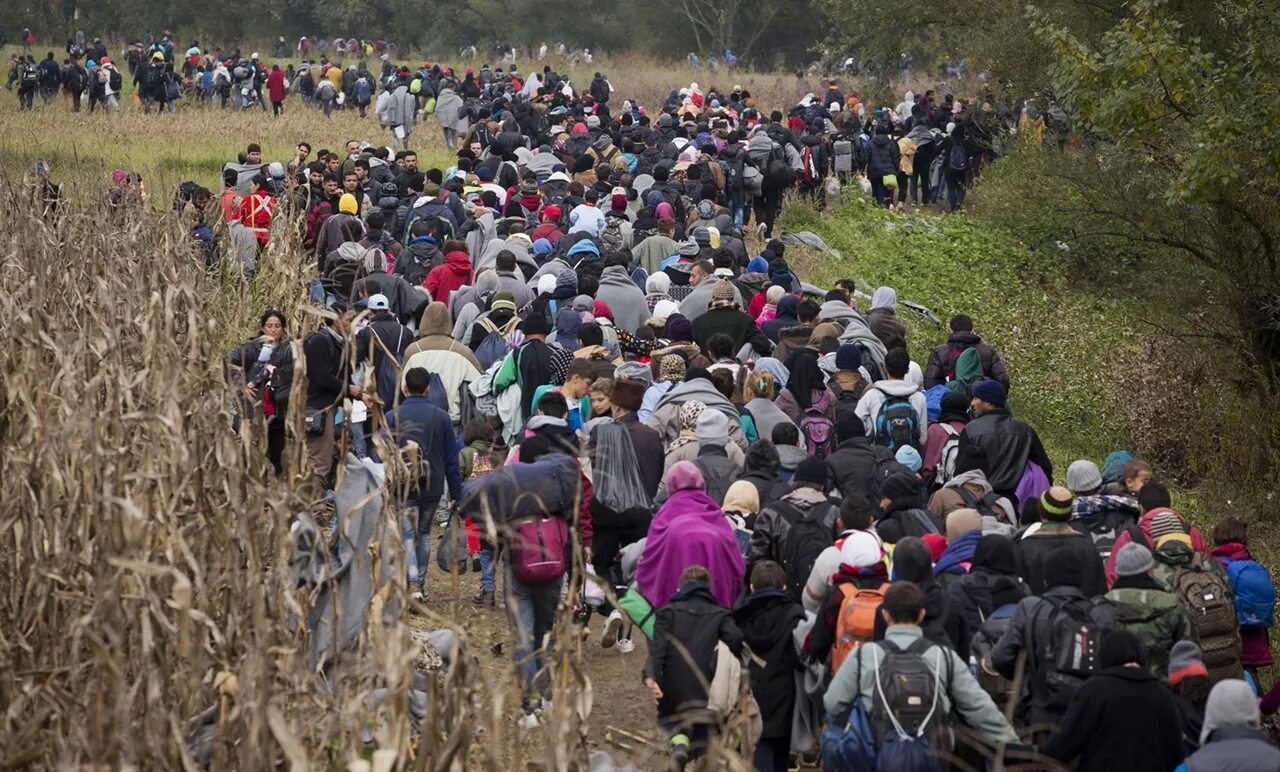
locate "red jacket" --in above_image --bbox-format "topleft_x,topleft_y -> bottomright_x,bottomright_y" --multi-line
235,191 -> 275,245
1104,507 -> 1210,587
266,69 -> 287,103
425,250 -> 473,302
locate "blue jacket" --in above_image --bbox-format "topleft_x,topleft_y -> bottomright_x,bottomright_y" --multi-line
385,396 -> 462,502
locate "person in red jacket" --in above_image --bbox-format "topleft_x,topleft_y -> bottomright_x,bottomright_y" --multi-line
1104,482 -> 1210,587
424,240 -> 473,302
266,64 -> 287,116
234,174 -> 275,246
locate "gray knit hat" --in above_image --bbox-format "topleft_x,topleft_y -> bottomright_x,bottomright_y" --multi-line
1066,459 -> 1103,493
1168,640 -> 1207,686
1115,542 -> 1156,577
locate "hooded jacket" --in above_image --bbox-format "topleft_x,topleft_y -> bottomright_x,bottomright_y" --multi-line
394,237 -> 443,286
927,469 -> 1017,529
401,304 -> 482,422
678,278 -> 747,322
644,583 -> 744,720
747,487 -> 838,569
647,378 -> 747,449
865,133 -> 901,177
424,250 -> 473,302
595,264 -> 651,334
731,589 -> 805,739
825,436 -> 897,502
924,331 -> 1011,390
853,379 -> 928,448
1103,575 -> 1193,679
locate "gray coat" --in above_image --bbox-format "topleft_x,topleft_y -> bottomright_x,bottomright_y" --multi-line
378,85 -> 416,130
595,265 -> 651,334
434,88 -> 469,134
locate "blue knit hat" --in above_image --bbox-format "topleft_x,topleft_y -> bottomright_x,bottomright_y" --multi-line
835,343 -> 862,372
533,238 -> 554,256
971,378 -> 1007,409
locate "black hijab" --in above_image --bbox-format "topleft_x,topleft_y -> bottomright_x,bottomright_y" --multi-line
785,350 -> 825,410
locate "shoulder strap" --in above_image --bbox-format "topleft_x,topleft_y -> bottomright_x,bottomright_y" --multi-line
479,317 -> 498,334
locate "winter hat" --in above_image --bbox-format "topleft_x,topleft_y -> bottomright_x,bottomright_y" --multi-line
709,279 -> 736,309
536,273 -> 557,297
613,361 -> 653,386
835,343 -> 863,372
945,508 -> 983,540
1168,641 -> 1207,687
1115,542 -> 1156,577
840,530 -> 884,570
1039,486 -> 1074,521
339,193 -> 358,214
659,354 -> 686,383
653,299 -> 680,321
695,408 -> 729,447
921,533 -> 949,562
610,378 -> 646,411
1150,511 -> 1190,547
667,316 -> 694,342
521,312 -> 551,336
1066,460 -> 1103,494
971,378 -> 1007,409
879,472 -> 921,503
267,162 -> 286,179
476,166 -> 495,181
793,456 -> 829,488
611,193 -> 627,212
490,291 -> 517,313
533,238 -> 554,256
1201,679 -> 1261,746
1044,547 -> 1086,588
677,238 -> 701,257
895,445 -> 923,472
1100,629 -> 1147,669
646,272 -> 672,295
665,460 -> 706,494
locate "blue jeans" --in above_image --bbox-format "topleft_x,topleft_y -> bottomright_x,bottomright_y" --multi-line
507,568 -> 563,702
350,420 -> 368,458
403,496 -> 441,588
479,547 -> 495,592
946,169 -> 967,211
728,191 -> 745,228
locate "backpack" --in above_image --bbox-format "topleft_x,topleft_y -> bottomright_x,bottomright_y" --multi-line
800,391 -> 836,457
870,638 -> 949,770
1227,559 -> 1276,629
778,499 -> 836,604
1034,595 -> 1107,712
833,139 -> 855,173
1163,550 -> 1242,681
947,144 -> 967,172
873,392 -> 922,452
800,144 -> 820,186
510,516 -> 569,584
935,424 -> 961,486
600,217 -> 625,251
956,487 -> 1005,524
354,76 -> 371,104
402,199 -> 456,243
970,603 -> 1018,703
829,381 -> 865,427
370,324 -> 408,408
467,447 -> 495,481
109,68 -> 122,92
20,62 -> 37,85
832,583 -> 888,675
722,152 -> 746,192
475,316 -> 519,370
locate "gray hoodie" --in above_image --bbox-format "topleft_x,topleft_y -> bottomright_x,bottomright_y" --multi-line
853,379 -> 928,447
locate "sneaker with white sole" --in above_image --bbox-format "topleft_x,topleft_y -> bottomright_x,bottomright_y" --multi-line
517,711 -> 540,729
616,636 -> 635,654
600,609 -> 623,649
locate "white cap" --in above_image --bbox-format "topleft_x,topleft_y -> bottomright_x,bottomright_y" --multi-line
251,52 -> 259,60
367,294 -> 390,311
713,267 -> 734,279
841,530 -> 885,569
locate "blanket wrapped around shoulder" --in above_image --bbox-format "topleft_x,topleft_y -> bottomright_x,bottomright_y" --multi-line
458,452 -> 580,524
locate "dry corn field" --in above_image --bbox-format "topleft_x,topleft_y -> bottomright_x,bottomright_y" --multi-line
0,59 -> 780,765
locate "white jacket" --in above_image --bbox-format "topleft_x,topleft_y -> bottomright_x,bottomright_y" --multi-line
401,348 -> 480,423
853,379 -> 928,447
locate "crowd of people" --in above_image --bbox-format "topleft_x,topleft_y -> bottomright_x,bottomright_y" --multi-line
51,44 -> 1264,772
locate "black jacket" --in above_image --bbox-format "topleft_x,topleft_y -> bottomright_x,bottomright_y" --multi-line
620,412 -> 663,501
825,437 -> 896,502
1040,666 -> 1185,772
866,134 -> 901,177
692,307 -> 772,356
945,568 -> 1029,633
1014,522 -> 1107,598
874,500 -> 944,545
923,332 -> 1011,390
644,584 -> 743,720
958,409 -> 1053,496
394,238 -> 443,285
873,580 -> 971,660
732,589 -> 804,739
302,327 -> 348,411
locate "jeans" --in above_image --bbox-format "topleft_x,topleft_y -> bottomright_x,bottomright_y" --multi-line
408,495 -> 442,588
946,169 -> 967,211
869,175 -> 888,207
479,547 -> 496,592
728,191 -> 745,229
507,568 -> 563,702
754,736 -> 790,772
350,419 -> 368,458
401,507 -> 424,585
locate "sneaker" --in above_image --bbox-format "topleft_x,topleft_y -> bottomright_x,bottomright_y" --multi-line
600,609 -> 623,649
472,589 -> 495,607
616,636 -> 635,654
410,587 -> 425,602
517,711 -> 541,729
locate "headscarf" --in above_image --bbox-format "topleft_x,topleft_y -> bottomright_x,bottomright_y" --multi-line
1102,451 -> 1134,484
664,460 -> 705,493
668,400 -> 707,453
753,357 -> 789,390
646,272 -> 672,295
870,286 -> 897,311
722,480 -> 759,515
783,350 -> 825,410
655,201 -> 675,221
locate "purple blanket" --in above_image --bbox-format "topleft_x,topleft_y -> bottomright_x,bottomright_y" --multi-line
635,489 -> 745,608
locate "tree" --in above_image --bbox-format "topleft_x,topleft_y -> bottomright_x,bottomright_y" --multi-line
655,0 -> 782,62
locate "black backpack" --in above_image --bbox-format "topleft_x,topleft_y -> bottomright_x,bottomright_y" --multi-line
828,380 -> 865,426
1033,595 -> 1110,713
956,487 -> 1006,524
109,68 -> 122,92
777,500 -> 835,604
869,637 -> 951,761
20,62 -> 38,84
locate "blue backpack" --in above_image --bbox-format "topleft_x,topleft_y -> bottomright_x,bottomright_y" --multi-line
1227,559 -> 1276,629
475,316 -> 518,371
873,392 -> 922,452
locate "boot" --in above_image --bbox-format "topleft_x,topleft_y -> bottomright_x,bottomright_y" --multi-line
472,589 -> 495,607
